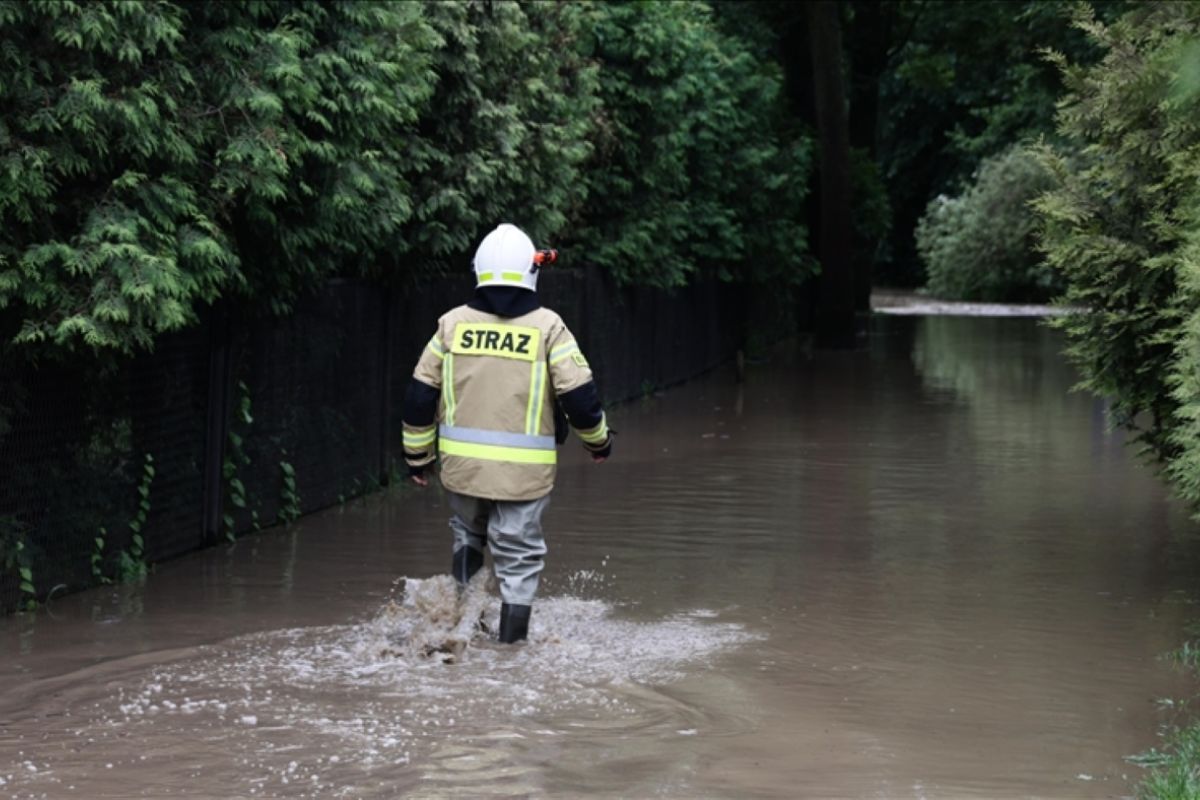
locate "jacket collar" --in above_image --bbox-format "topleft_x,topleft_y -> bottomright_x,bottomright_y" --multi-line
468,286 -> 540,318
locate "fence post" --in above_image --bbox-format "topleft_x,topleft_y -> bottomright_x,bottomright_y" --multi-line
379,286 -> 394,487
200,305 -> 232,545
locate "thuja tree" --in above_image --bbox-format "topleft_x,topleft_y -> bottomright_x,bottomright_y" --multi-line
1168,192 -> 1200,513
0,0 -> 439,353
0,0 -> 816,354
1035,2 -> 1200,465
569,1 -> 813,288
395,0 -> 599,277
1161,31 -> 1200,510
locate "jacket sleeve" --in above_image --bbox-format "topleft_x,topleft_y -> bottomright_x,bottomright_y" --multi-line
402,331 -> 446,470
546,322 -> 611,455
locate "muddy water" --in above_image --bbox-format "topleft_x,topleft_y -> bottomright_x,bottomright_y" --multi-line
3,315 -> 1199,799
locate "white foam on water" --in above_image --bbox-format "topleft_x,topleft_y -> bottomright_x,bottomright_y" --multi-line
874,299 -> 1070,317
4,574 -> 761,798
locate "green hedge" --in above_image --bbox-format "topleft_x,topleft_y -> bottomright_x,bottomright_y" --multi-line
1035,2 -> 1200,481
569,1 -> 812,288
0,0 -> 813,356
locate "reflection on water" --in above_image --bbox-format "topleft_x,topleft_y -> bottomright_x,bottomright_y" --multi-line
2,315 -> 1198,798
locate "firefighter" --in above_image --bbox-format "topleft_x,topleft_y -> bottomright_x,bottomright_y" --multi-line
401,223 -> 613,644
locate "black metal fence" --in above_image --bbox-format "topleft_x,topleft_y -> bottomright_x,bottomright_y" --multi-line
0,268 -> 743,612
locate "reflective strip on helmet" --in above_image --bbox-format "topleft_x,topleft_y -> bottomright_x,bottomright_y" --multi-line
403,427 -> 437,449
439,437 -> 557,465
439,425 -> 554,450
427,336 -> 446,360
524,361 -> 546,435
476,271 -> 527,284
442,352 -> 456,426
549,342 -> 579,365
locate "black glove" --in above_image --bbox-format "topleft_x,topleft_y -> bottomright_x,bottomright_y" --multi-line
584,432 -> 613,460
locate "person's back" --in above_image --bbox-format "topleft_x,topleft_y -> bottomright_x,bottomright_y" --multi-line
402,224 -> 612,642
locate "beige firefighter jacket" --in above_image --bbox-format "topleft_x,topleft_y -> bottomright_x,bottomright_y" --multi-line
402,305 -> 608,501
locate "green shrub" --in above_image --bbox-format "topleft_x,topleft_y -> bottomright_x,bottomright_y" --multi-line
1165,196 -> 1200,507
395,0 -> 598,277
0,1 -> 441,352
1034,2 -> 1200,465
0,1 -> 815,356
916,144 -> 1057,302
569,1 -> 814,288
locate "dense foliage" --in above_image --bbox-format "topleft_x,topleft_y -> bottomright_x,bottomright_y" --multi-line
399,1 -> 598,275
916,145 -> 1057,302
1035,2 -> 1200,471
875,0 -> 1123,285
0,0 -> 813,354
569,1 -> 812,288
0,0 -> 439,351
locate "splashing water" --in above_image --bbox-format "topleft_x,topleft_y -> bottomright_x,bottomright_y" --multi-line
370,572 -> 496,663
1,575 -> 761,798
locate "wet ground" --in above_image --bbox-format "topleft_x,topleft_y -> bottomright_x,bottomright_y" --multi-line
2,314 -> 1199,799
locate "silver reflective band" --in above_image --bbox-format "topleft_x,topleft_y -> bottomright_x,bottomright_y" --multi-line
439,425 -> 555,451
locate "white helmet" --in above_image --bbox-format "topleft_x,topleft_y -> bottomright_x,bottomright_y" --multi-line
473,223 -> 538,292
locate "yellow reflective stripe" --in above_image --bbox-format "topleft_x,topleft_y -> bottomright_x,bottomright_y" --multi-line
524,362 -> 539,434
549,344 -> 579,365
478,271 -> 526,283
442,353 -> 456,426
408,450 -> 436,470
440,438 -> 557,465
403,428 -> 437,448
427,336 -> 446,360
524,363 -> 537,433
530,363 -> 547,434
578,414 -> 609,444
579,428 -> 608,445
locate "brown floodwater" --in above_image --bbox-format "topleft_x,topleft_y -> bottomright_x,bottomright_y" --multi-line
2,315 -> 1199,799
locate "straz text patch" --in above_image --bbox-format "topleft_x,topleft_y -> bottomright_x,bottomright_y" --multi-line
451,323 -> 540,362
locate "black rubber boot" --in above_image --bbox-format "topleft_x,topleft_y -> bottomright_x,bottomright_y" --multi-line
452,546 -> 484,586
498,603 -> 531,644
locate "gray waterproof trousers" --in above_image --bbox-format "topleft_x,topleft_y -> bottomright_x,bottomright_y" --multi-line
447,490 -> 550,606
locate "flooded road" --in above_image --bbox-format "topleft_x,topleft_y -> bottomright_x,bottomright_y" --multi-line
2,315 -> 1199,799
